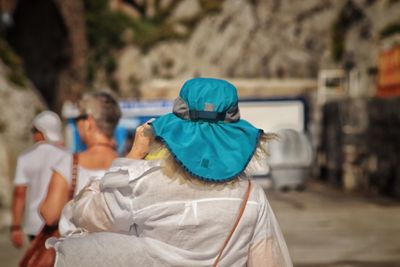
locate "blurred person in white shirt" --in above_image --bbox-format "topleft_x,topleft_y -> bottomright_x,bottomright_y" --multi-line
10,111 -> 67,248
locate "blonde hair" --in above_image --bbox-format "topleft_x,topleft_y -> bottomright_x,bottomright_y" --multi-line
146,133 -> 276,187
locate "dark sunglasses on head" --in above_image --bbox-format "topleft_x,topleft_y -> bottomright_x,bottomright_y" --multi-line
74,114 -> 88,123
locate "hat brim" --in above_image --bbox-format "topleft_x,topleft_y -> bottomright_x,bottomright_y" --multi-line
151,113 -> 262,182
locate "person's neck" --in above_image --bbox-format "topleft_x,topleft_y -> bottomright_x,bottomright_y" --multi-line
85,132 -> 115,150
89,142 -> 115,149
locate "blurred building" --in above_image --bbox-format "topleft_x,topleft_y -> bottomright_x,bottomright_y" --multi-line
317,34 -> 400,198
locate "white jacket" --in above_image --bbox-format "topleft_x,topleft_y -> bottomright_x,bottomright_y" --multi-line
51,158 -> 292,267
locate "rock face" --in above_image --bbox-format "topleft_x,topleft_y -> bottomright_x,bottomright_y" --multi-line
0,59 -> 45,219
0,135 -> 12,228
0,62 -> 45,153
114,0 -> 400,97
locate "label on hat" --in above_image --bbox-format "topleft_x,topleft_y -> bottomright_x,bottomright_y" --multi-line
201,158 -> 210,169
204,103 -> 214,111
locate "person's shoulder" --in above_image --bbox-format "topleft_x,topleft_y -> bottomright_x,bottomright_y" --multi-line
101,158 -> 163,189
51,151 -> 74,179
39,142 -> 70,155
53,150 -> 73,166
37,142 -> 65,151
250,180 -> 269,203
17,142 -> 44,159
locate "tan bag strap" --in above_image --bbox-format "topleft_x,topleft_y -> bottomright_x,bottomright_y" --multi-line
69,153 -> 79,200
212,180 -> 252,267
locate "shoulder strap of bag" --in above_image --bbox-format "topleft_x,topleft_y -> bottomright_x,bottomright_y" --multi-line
19,154 -> 79,267
212,179 -> 252,267
68,153 -> 79,200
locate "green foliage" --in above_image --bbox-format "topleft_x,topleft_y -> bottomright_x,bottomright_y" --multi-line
86,10 -> 133,57
105,57 -> 117,75
7,72 -> 26,87
0,39 -> 27,87
85,0 -> 178,86
181,0 -> 224,30
331,0 -> 364,62
0,39 -> 20,68
85,0 -> 134,83
130,19 -> 181,49
199,0 -> 224,13
84,0 -> 226,85
331,22 -> 346,63
380,21 -> 400,39
0,119 -> 5,133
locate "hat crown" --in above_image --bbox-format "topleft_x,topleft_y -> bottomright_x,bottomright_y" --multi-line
33,111 -> 63,142
152,78 -> 262,182
180,78 -> 238,113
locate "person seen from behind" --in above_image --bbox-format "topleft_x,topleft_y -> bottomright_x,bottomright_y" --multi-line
40,92 -> 121,226
10,111 -> 67,248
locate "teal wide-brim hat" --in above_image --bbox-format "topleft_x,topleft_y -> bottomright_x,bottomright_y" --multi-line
151,78 -> 263,182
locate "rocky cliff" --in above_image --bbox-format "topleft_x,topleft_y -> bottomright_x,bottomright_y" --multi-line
107,0 -> 400,97
3,0 -> 399,100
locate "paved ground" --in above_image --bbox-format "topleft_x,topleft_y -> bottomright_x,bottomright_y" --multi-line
0,228 -> 24,267
0,180 -> 399,267
264,180 -> 400,267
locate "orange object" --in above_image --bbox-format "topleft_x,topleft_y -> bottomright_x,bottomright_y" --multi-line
378,45 -> 400,97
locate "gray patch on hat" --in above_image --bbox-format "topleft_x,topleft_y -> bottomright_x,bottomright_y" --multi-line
173,97 -> 190,120
224,105 -> 240,122
173,96 -> 240,122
